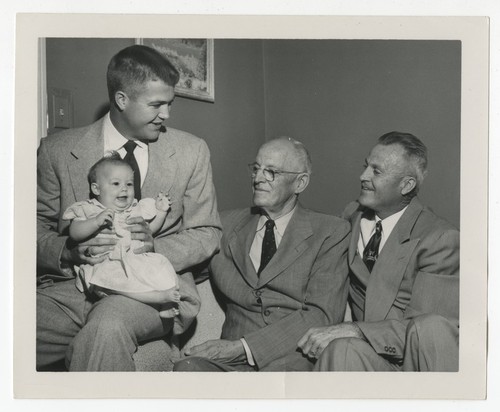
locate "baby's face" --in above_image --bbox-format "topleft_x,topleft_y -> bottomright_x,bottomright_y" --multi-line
95,164 -> 135,211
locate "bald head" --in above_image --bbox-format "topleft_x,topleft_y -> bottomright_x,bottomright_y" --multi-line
260,136 -> 312,174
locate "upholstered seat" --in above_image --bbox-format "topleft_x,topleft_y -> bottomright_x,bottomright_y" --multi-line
134,277 -> 225,371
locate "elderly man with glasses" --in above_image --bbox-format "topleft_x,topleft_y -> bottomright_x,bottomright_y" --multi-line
174,137 -> 350,372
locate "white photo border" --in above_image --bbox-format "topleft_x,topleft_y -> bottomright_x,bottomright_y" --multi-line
14,13 -> 488,400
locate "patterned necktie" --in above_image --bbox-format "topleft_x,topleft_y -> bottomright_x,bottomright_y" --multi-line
258,219 -> 277,275
123,140 -> 141,200
363,220 -> 382,272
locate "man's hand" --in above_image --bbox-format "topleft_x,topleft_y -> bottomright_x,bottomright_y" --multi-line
183,339 -> 246,364
125,216 -> 154,253
297,322 -> 365,359
62,232 -> 117,266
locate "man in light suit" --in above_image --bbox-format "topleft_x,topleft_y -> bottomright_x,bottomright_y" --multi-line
36,45 -> 222,371
298,131 -> 459,371
174,137 -> 350,371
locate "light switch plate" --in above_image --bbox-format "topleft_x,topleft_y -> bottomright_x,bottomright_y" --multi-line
49,88 -> 73,129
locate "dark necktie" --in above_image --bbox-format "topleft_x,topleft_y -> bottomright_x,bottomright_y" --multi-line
363,220 -> 382,272
258,219 -> 277,275
123,140 -> 141,200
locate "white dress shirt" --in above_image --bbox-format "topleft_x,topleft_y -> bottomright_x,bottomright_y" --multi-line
248,207 -> 296,272
357,206 -> 408,257
102,113 -> 149,187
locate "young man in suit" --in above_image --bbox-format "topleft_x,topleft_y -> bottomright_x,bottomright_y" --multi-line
174,137 -> 350,372
298,131 -> 459,371
36,45 -> 222,371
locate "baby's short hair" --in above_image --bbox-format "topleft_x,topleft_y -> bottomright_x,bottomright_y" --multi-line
87,151 -> 132,185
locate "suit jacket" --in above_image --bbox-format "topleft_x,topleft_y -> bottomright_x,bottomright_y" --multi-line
343,197 -> 459,362
210,205 -> 350,369
37,117 -> 222,333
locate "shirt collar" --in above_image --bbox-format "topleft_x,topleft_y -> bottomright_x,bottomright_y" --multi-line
360,206 -> 408,240
376,205 -> 408,232
255,206 -> 297,238
103,113 -> 148,154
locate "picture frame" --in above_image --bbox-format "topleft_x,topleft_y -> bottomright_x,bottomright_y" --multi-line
136,38 -> 214,102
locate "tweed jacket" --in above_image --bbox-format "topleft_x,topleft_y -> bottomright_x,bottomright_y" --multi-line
344,197 -> 459,362
210,205 -> 350,369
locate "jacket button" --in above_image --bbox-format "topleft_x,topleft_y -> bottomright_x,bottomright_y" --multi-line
264,309 -> 270,316
384,346 -> 389,352
255,290 -> 262,297
256,297 -> 262,305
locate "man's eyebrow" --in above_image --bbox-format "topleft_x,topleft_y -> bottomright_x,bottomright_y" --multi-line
264,164 -> 281,170
365,159 -> 383,170
254,162 -> 278,169
149,97 -> 175,105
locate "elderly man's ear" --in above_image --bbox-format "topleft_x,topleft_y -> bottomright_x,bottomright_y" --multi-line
400,176 -> 417,196
295,173 -> 310,195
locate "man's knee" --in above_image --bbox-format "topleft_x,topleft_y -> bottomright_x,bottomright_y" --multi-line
317,337 -> 369,370
407,314 -> 458,345
173,356 -> 213,371
404,313 -> 459,372
324,336 -> 370,356
87,315 -> 132,341
317,337 -> 396,371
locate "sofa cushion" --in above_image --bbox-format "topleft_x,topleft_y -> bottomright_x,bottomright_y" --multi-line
134,278 -> 225,370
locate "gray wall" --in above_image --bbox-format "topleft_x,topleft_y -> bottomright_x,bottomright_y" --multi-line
262,40 -> 461,227
46,38 -> 131,129
46,38 -> 460,227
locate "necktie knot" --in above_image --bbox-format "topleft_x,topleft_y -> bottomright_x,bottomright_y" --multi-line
265,219 -> 275,230
123,140 -> 138,154
122,140 -> 141,200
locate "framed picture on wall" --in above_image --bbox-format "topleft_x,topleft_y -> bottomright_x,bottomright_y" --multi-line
136,38 -> 214,102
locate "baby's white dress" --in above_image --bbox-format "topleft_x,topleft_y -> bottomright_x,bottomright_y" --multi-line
63,198 -> 178,294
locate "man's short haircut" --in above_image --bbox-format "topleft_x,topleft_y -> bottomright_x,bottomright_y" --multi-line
274,136 -> 313,174
378,131 -> 428,194
88,152 -> 132,187
107,45 -> 180,101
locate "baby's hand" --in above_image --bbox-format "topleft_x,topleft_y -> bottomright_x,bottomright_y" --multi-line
95,209 -> 114,228
156,191 -> 172,213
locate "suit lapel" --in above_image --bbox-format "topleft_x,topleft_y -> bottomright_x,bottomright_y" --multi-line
364,198 -> 424,321
141,130 -> 177,197
228,212 -> 260,288
67,120 -> 104,202
347,210 -> 371,320
257,205 -> 313,287
67,122 -> 177,202
349,210 -> 363,265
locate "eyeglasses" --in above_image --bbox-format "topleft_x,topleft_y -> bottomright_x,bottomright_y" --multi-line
247,163 -> 305,182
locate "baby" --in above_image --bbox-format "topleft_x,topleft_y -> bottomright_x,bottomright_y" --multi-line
63,152 -> 180,318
